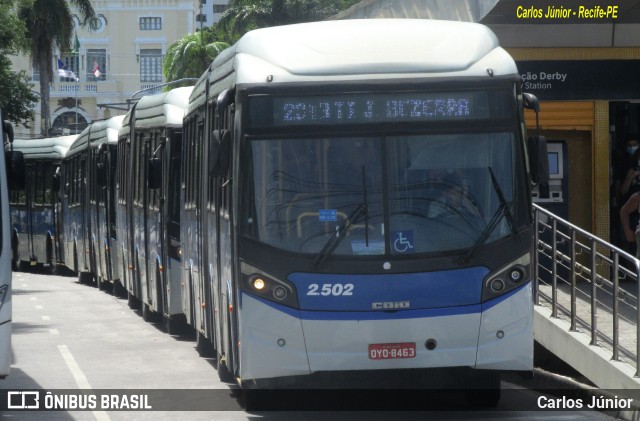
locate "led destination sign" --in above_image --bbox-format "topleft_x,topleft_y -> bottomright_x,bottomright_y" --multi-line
249,90 -> 509,127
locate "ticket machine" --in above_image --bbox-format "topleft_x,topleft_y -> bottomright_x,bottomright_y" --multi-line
532,140 -> 568,219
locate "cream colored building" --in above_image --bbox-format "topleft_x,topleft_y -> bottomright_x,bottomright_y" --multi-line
11,0 -> 196,138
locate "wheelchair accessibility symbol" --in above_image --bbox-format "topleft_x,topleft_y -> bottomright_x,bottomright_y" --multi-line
393,230 -> 414,253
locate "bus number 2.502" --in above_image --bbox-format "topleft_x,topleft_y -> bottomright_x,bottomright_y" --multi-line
307,283 -> 354,296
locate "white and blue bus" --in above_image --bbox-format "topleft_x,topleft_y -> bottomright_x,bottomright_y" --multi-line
183,19 -> 546,404
8,135 -> 74,272
116,87 -> 192,328
58,116 -> 125,290
1,115 -> 19,379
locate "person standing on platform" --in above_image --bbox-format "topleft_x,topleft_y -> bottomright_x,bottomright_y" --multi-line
614,134 -> 640,255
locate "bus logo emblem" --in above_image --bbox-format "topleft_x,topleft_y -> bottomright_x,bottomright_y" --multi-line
372,301 -> 410,310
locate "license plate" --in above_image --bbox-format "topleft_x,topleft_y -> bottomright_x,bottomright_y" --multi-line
368,342 -> 416,360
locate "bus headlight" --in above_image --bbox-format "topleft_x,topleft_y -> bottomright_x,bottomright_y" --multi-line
241,263 -> 299,308
482,257 -> 530,302
0,285 -> 8,312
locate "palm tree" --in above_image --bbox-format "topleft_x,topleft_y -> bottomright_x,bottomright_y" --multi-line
219,0 -> 360,40
163,30 -> 230,82
218,0 -> 273,40
17,0 -> 98,136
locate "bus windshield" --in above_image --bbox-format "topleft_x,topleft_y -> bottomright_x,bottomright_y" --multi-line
242,131 -> 520,256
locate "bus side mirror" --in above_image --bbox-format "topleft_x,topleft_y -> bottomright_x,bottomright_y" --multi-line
147,157 -> 162,189
528,135 -> 550,197
6,150 -> 25,191
53,171 -> 61,192
96,162 -> 107,187
209,129 -> 231,178
522,92 -> 549,196
523,93 -> 540,113
3,120 -> 14,144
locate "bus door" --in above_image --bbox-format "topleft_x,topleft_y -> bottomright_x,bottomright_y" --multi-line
54,167 -> 64,265
80,157 -> 91,273
106,145 -> 118,283
145,130 -> 163,316
165,131 -> 183,320
90,149 -> 104,282
125,136 -> 139,303
139,135 -> 151,310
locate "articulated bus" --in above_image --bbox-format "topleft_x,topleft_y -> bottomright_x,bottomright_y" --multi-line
182,19 -> 546,403
1,114 -> 18,379
58,116 -> 125,291
8,135 -> 75,271
116,87 -> 192,328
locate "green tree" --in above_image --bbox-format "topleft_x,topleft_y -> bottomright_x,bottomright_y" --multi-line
17,0 -> 99,136
163,28 -> 230,83
0,0 -> 37,126
0,56 -> 37,127
219,0 -> 360,40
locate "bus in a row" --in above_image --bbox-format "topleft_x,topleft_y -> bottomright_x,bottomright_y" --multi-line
9,135 -> 74,271
47,19 -> 547,405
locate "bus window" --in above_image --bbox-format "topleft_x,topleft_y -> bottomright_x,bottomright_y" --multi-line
245,137 -> 385,255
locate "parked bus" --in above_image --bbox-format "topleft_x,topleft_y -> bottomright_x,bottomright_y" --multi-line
58,116 -> 125,291
8,135 -> 74,271
116,87 -> 192,329
60,128 -> 92,282
1,114 -> 20,379
182,19 -> 546,404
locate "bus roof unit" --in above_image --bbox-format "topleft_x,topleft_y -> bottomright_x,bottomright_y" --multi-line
10,135 -> 76,160
217,19 -> 517,84
87,115 -> 125,149
130,86 -> 194,130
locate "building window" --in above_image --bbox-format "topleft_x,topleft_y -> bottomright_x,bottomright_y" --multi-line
196,13 -> 207,22
213,4 -> 227,13
86,49 -> 106,81
140,49 -> 162,82
140,17 -> 162,30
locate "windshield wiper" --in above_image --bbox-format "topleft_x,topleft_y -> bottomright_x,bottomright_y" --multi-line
314,202 -> 367,269
461,167 -> 516,263
314,165 -> 369,269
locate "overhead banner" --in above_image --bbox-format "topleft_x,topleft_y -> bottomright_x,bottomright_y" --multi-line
517,60 -> 640,100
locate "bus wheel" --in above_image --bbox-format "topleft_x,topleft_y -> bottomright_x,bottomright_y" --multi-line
164,314 -> 187,335
127,291 -> 141,310
78,271 -> 93,284
11,236 -> 20,271
142,302 -> 151,321
112,280 -> 126,298
196,331 -> 215,358
46,237 -> 55,274
217,353 -> 234,383
97,277 -> 107,291
142,301 -> 161,323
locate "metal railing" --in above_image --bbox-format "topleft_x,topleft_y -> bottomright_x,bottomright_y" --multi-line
533,203 -> 640,375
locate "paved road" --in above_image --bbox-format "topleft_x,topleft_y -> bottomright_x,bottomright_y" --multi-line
0,271 -> 621,420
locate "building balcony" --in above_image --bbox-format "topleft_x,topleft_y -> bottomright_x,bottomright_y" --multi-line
47,80 -> 163,98
49,80 -> 118,96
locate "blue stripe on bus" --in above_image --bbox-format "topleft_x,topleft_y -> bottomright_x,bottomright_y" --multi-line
242,282 -> 529,321
288,267 -> 490,311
